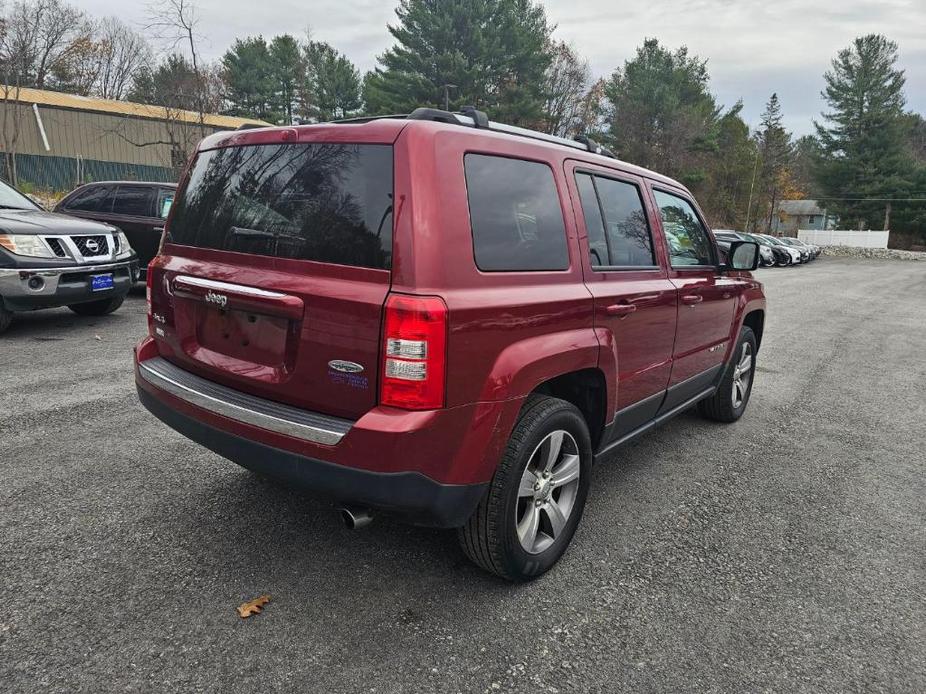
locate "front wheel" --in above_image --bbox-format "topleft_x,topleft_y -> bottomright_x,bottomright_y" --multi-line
458,396 -> 592,581
67,296 -> 125,316
698,326 -> 757,423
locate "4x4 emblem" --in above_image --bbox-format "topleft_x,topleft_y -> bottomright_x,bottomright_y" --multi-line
204,291 -> 228,308
328,360 -> 364,374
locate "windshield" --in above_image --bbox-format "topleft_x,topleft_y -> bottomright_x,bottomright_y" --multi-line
781,238 -> 802,246
167,143 -> 394,270
0,178 -> 40,210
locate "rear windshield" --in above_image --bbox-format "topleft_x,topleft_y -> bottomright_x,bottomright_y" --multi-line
167,143 -> 394,269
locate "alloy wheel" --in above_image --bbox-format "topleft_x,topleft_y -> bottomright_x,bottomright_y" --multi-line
732,342 -> 753,409
516,430 -> 581,554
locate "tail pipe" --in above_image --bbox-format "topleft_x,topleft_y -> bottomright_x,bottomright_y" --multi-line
339,506 -> 374,530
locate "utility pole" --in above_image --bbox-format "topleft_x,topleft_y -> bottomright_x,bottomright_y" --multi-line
743,147 -> 760,232
883,202 -> 891,231
441,84 -> 457,111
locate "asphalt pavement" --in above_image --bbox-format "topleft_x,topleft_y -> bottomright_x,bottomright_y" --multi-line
1,257 -> 924,693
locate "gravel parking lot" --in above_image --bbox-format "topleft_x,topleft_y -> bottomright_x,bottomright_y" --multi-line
1,257 -> 924,693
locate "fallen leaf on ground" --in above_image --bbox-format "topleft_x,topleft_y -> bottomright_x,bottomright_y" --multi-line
236,595 -> 270,619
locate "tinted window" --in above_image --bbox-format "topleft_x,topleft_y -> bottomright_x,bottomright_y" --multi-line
113,186 -> 156,217
653,190 -> 715,267
64,185 -> 113,213
575,173 -> 654,267
168,144 -> 394,269
595,178 -> 654,266
575,174 -> 608,267
464,154 -> 568,272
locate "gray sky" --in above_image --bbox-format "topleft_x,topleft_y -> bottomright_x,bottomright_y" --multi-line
75,0 -> 925,135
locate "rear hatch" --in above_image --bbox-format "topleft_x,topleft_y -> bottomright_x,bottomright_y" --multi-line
148,133 -> 397,420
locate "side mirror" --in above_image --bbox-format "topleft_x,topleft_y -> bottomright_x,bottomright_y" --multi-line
726,241 -> 760,271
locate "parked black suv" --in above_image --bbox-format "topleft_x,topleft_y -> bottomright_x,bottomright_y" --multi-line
0,178 -> 139,334
55,181 -> 176,277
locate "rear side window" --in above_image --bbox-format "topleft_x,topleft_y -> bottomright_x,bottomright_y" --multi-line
168,144 -> 394,270
576,173 -> 654,267
464,154 -> 568,272
64,185 -> 113,213
113,185 -> 156,217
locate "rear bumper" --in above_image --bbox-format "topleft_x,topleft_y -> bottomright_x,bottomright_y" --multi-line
137,385 -> 487,527
0,260 -> 138,310
133,337 -> 516,527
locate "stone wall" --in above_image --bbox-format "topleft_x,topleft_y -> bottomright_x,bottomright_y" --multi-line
821,245 -> 926,261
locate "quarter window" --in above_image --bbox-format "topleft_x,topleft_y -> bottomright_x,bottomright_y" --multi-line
464,154 -> 569,272
653,190 -> 715,267
575,173 -> 654,268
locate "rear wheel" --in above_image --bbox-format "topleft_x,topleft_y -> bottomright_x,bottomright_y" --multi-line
0,302 -> 12,335
698,326 -> 757,423
459,395 -> 592,581
67,296 -> 124,316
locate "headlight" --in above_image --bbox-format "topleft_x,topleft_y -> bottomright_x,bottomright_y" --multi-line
115,231 -> 134,259
0,234 -> 55,258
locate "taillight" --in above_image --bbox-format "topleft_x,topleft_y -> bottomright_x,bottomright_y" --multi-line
380,294 -> 448,410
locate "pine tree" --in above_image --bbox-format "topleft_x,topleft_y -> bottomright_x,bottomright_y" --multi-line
814,34 -> 912,230
269,35 -> 303,124
222,36 -> 279,122
362,0 -> 553,125
602,39 -> 720,186
303,41 -> 362,122
753,93 -> 793,232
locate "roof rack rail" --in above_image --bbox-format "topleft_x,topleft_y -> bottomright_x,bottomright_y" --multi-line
407,106 -> 615,158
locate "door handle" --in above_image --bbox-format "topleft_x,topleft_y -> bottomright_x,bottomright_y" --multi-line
681,294 -> 703,306
604,303 -> 637,317
153,226 -> 165,233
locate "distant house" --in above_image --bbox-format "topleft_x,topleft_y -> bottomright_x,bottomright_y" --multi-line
0,85 -> 266,190
772,200 -> 836,235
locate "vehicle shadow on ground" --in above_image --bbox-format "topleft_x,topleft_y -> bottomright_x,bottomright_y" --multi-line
2,294 -> 145,340
160,411 -> 705,596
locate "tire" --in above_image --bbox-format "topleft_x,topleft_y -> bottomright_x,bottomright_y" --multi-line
458,395 -> 592,582
0,302 -> 12,335
67,296 -> 125,316
698,326 -> 757,423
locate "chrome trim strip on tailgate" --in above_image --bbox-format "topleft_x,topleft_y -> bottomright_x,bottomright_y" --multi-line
173,275 -> 288,298
138,356 -> 353,446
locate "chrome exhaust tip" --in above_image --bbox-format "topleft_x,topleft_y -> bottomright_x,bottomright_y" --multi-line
339,506 -> 374,530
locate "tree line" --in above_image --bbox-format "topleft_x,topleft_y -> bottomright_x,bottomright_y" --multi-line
1,0 -> 923,239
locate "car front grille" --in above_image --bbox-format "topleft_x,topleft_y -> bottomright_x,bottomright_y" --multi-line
45,237 -> 67,257
73,235 -> 108,257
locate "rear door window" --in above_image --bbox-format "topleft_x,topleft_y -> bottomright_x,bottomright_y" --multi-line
575,173 -> 655,268
167,144 -> 394,270
113,185 -> 156,217
64,185 -> 113,213
464,154 -> 568,272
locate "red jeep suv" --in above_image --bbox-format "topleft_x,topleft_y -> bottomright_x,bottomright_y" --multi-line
135,108 -> 766,581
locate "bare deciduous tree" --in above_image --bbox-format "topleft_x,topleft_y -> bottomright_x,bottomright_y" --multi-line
541,40 -> 593,138
145,0 -> 207,136
94,18 -> 153,100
